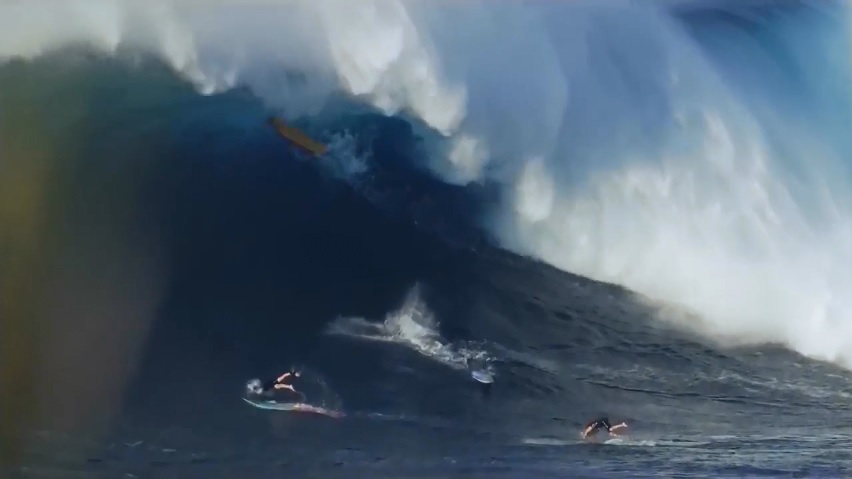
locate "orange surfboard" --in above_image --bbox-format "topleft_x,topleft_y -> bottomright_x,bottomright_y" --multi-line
268,117 -> 327,157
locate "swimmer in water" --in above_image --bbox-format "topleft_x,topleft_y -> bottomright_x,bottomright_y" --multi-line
581,417 -> 628,439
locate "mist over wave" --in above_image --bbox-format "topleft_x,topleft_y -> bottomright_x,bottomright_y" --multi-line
3,0 -> 852,368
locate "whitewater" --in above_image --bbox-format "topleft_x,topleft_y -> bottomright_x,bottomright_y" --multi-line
2,0 -> 851,368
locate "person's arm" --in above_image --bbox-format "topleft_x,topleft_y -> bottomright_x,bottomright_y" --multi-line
609,422 -> 628,435
276,372 -> 292,382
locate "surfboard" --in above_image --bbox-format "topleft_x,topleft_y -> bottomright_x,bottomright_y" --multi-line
268,117 -> 328,156
242,397 -> 343,418
471,369 -> 494,384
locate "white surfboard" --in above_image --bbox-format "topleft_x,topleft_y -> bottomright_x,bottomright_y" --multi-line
471,369 -> 494,384
242,397 -> 344,418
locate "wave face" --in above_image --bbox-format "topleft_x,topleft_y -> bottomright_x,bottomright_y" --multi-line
3,1 -> 852,477
4,0 -> 849,367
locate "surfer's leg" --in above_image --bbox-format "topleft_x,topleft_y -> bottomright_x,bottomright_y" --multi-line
274,384 -> 299,394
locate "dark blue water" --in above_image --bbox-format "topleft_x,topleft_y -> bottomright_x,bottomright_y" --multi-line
3,3 -> 852,478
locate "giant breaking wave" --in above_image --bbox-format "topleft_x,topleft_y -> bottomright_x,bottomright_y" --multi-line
2,0 -> 851,366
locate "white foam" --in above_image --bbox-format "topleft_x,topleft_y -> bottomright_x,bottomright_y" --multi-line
318,130 -> 372,183
521,437 -> 573,446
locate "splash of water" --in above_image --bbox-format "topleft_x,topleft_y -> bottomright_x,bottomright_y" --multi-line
326,284 -> 492,370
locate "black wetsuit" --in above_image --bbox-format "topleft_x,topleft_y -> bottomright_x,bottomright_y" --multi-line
261,373 -> 295,393
584,417 -> 613,435
260,377 -> 279,393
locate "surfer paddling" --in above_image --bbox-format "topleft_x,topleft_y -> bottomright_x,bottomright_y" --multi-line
581,417 -> 628,439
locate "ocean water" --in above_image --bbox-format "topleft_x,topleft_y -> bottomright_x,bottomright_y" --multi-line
2,1 -> 852,478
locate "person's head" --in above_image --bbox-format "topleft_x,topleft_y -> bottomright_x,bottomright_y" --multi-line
246,378 -> 264,395
290,366 -> 301,377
